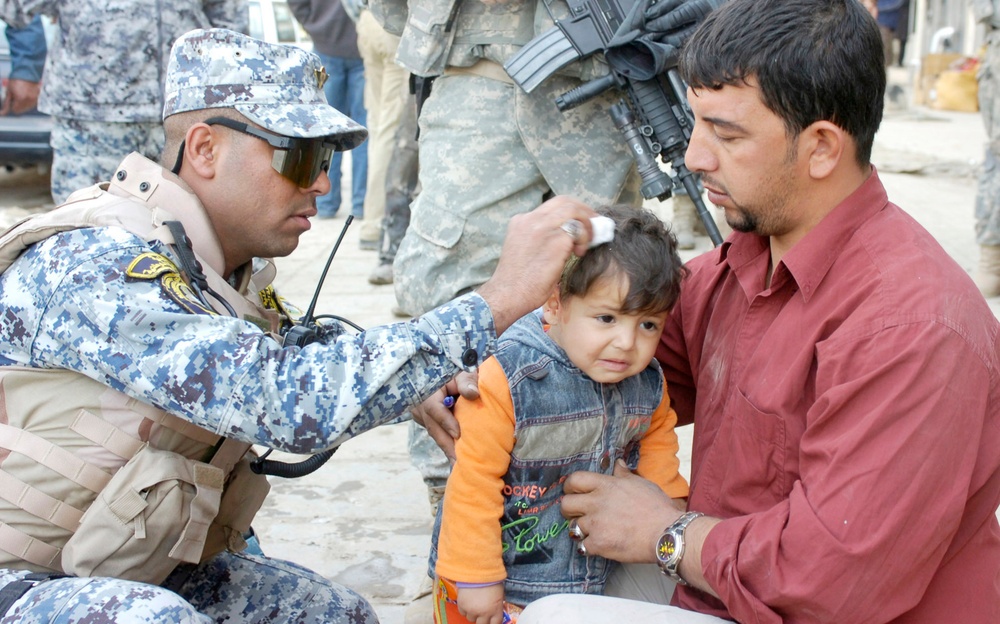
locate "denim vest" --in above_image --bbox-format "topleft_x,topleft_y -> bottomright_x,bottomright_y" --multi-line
430,310 -> 664,606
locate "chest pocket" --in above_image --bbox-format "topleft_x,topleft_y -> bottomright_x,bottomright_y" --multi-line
700,389 -> 787,513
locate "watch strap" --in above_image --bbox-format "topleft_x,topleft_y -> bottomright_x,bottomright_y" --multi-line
656,511 -> 704,585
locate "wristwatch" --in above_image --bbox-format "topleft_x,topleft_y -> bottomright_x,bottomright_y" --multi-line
655,511 -> 704,585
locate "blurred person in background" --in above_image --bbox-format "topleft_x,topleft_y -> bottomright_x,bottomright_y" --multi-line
876,0 -> 910,67
1,14 -> 45,116
367,87 -> 418,286
0,0 -> 247,204
355,3 -> 408,251
289,0 -> 369,220
975,0 -> 1000,297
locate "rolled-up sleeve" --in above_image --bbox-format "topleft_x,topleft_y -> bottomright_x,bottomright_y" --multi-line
4,14 -> 46,81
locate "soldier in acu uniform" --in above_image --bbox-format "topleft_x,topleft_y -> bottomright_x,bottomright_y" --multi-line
974,0 -> 1000,297
0,28 -> 599,623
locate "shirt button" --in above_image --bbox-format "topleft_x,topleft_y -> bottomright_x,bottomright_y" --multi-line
600,454 -> 611,471
461,349 -> 478,368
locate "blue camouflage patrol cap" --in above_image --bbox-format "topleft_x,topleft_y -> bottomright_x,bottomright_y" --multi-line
163,28 -> 367,150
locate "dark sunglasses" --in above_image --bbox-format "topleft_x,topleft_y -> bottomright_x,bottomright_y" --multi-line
204,116 -> 337,188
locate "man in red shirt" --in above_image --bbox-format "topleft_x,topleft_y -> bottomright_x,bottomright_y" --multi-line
517,0 -> 1000,621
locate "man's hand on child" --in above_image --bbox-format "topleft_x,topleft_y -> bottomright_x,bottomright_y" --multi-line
561,460 -> 686,563
457,583 -> 506,624
412,371 -> 480,461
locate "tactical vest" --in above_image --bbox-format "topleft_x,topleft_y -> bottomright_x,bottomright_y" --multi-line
0,153 -> 278,584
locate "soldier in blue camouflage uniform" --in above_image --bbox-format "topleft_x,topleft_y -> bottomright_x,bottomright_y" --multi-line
0,0 -> 247,204
0,28 -> 600,623
975,0 -> 1000,298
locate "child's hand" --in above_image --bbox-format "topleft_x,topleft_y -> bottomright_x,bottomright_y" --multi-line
457,583 -> 506,624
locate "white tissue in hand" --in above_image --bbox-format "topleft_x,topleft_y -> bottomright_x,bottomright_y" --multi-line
589,216 -> 615,248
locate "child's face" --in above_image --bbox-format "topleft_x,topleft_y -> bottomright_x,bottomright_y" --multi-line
543,274 -> 668,384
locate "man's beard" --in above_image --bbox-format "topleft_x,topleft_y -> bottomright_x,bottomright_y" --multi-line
726,206 -> 760,233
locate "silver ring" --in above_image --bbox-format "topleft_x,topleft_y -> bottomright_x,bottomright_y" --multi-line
568,520 -> 585,542
560,219 -> 583,242
576,540 -> 588,557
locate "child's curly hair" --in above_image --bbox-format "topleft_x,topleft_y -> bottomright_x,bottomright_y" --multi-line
559,205 -> 688,315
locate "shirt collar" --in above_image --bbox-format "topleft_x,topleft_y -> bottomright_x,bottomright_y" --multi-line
109,152 -> 232,280
782,167 -> 888,302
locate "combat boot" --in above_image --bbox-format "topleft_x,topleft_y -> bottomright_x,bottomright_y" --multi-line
974,245 -> 1000,298
368,262 -> 393,285
428,484 -> 447,516
671,193 -> 702,250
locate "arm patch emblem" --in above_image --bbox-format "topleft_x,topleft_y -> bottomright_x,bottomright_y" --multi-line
126,252 -> 217,316
258,284 -> 301,321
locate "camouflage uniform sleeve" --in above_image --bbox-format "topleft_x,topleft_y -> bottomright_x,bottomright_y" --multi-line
0,228 -> 498,453
203,0 -> 249,34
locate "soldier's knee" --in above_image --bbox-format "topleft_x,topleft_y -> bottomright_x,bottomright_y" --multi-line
18,576 -> 209,623
94,580 -> 207,622
342,590 -> 379,624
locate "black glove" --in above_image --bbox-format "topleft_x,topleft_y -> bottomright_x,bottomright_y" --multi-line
605,41 -> 679,81
644,0 -> 725,47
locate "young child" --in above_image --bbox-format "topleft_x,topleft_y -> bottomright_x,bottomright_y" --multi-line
430,205 -> 690,624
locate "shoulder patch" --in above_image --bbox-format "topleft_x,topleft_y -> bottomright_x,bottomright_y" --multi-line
258,285 -> 282,313
126,252 -> 216,316
127,252 -> 178,280
259,285 -> 302,321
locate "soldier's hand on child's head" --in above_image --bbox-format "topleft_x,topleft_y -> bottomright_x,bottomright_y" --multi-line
477,196 -> 596,334
457,582 -> 506,624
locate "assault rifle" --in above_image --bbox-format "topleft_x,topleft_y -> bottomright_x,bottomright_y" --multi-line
504,0 -> 724,245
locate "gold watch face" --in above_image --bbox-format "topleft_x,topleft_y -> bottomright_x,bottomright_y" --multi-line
657,533 -> 678,562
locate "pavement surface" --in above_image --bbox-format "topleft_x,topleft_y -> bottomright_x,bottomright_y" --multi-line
0,70 -> 996,623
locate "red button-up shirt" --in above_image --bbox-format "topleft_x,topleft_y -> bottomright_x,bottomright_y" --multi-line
657,171 -> 1000,623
